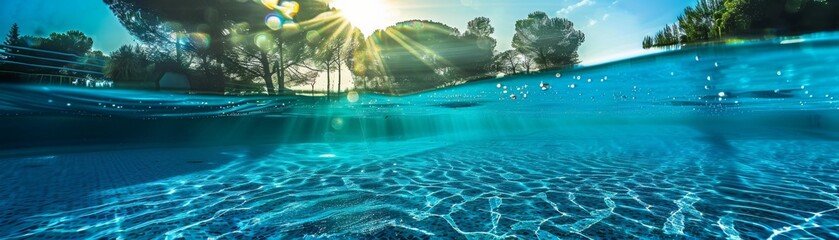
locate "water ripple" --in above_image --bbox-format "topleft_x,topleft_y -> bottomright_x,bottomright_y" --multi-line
0,137 -> 838,239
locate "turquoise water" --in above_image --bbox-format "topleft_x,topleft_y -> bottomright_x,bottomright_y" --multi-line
1,34 -> 839,239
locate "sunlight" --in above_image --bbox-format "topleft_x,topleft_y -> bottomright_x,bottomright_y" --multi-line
330,0 -> 397,36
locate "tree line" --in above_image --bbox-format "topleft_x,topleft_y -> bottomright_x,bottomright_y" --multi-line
3,0 -> 586,95
0,23 -> 107,79
643,0 -> 839,49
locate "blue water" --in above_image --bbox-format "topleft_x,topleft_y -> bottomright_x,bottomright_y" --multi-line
1,34 -> 839,239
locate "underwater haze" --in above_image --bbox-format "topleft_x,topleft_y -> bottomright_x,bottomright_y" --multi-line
1,33 -> 839,239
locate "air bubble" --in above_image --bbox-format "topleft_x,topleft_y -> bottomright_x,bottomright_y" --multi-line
539,81 -> 551,91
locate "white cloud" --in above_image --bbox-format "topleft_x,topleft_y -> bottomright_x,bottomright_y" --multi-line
588,18 -> 598,26
602,13 -> 610,21
558,0 -> 596,15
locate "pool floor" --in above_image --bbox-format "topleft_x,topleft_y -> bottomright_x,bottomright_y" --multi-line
1,129 -> 838,239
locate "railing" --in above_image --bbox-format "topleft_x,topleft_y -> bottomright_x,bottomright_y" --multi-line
0,71 -> 113,88
0,44 -> 112,88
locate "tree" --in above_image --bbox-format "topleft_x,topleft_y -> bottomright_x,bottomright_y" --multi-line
678,0 -> 724,42
103,0 -> 331,94
494,50 -> 520,74
519,53 -> 535,74
70,50 -> 109,75
337,29 -> 363,94
642,0 -> 839,48
465,17 -> 494,37
5,30 -> 96,75
305,16 -> 363,96
642,36 -> 654,49
348,19 -> 498,94
225,30 -> 282,94
38,31 -> 94,56
512,12 -> 585,70
3,23 -> 20,46
313,37 -> 342,96
1,23 -> 22,71
458,17 -> 497,77
105,45 -> 153,87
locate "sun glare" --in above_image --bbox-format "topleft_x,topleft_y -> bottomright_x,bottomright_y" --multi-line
330,0 -> 396,36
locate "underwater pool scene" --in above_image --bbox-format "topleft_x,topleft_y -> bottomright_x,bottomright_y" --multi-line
3,0 -> 839,239
2,34 -> 839,239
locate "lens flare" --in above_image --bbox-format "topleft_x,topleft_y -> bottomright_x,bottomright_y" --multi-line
260,0 -> 279,10
261,1 -> 299,31
189,33 -> 211,49
346,91 -> 359,103
265,14 -> 283,30
277,1 -> 300,19
331,118 -> 345,130
254,33 -> 274,50
305,30 -> 321,43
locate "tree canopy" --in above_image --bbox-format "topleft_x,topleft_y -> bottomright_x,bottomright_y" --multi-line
95,2 -> 590,94
1,29 -> 97,76
643,0 -> 839,48
512,12 -> 585,70
350,19 -> 497,94
103,0 -> 329,53
103,0 -> 332,94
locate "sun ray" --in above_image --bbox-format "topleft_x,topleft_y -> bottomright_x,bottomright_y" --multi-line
329,0 -> 396,36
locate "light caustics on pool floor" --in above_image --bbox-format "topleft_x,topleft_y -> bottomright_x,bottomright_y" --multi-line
0,130 -> 837,239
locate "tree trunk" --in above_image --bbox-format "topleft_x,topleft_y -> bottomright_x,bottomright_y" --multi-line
337,60 -> 342,94
276,41 -> 285,93
326,64 -> 331,97
260,52 -> 275,95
